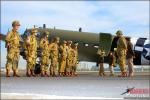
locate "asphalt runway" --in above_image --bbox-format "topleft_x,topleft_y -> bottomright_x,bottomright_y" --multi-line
0,71 -> 150,99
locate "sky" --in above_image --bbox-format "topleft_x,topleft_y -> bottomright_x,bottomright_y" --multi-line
1,1 -> 149,68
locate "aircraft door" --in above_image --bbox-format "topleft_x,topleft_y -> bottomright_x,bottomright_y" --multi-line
98,33 -> 112,56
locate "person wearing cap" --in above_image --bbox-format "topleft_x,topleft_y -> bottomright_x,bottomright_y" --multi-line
66,40 -> 73,76
39,31 -> 50,77
49,37 -> 60,77
5,20 -> 21,77
71,43 -> 79,76
116,30 -> 127,77
126,38 -> 134,77
59,40 -> 67,76
26,28 -> 38,77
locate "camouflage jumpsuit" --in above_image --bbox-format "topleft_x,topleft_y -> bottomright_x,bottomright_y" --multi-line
66,46 -> 73,76
5,30 -> 21,72
49,42 -> 59,76
117,36 -> 127,74
26,34 -> 37,76
40,37 -> 50,76
59,44 -> 67,75
72,47 -> 78,75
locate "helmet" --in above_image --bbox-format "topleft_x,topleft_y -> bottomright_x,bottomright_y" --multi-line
53,37 -> 60,42
12,20 -> 20,26
44,31 -> 49,36
68,40 -> 72,44
116,30 -> 123,35
31,29 -> 38,34
63,40 -> 67,44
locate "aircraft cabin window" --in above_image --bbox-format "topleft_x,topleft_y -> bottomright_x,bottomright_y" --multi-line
93,45 -> 99,48
84,43 -> 89,47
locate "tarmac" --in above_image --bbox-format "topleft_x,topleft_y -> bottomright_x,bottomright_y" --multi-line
0,70 -> 150,99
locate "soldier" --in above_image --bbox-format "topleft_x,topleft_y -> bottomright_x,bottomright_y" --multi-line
108,51 -> 116,76
5,20 -> 21,77
59,40 -> 67,76
66,41 -> 73,76
39,31 -> 50,77
26,29 -> 38,77
49,37 -> 60,77
97,48 -> 106,76
126,38 -> 134,77
116,30 -> 127,77
72,43 -> 79,76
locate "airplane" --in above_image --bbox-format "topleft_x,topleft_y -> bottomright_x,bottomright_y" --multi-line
0,24 -> 150,66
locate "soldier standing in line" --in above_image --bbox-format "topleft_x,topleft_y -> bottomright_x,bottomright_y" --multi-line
49,37 -> 60,77
39,31 -> 50,77
59,40 -> 67,77
5,20 -> 21,77
116,30 -> 127,77
66,41 -> 73,76
26,29 -> 38,77
72,43 -> 79,76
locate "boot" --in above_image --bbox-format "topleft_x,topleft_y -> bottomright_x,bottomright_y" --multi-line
128,72 -> 134,77
118,72 -> 123,77
69,72 -> 72,77
103,73 -> 106,76
45,72 -> 50,77
50,72 -> 52,76
74,72 -> 78,76
41,71 -> 45,77
52,73 -> 57,77
123,72 -> 127,77
31,70 -> 36,77
99,73 -> 104,77
66,72 -> 70,77
71,72 -> 75,77
59,72 -> 63,77
109,73 -> 115,76
62,72 -> 66,76
118,72 -> 127,77
26,69 -> 31,77
13,70 -> 20,77
6,69 -> 10,77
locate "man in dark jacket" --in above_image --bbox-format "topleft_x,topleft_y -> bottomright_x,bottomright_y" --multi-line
126,38 -> 134,77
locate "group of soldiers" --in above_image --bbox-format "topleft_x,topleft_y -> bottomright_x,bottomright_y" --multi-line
5,20 -> 134,78
5,20 -> 78,77
98,30 -> 134,77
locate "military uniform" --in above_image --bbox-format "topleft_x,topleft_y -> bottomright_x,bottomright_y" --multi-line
5,20 -> 21,77
59,41 -> 67,76
26,29 -> 37,77
116,30 -> 127,77
72,44 -> 78,76
39,32 -> 50,77
49,37 -> 59,77
97,49 -> 106,76
66,41 -> 73,76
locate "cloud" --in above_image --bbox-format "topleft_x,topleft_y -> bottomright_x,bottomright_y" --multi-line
1,1 -> 149,68
1,1 -> 149,37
